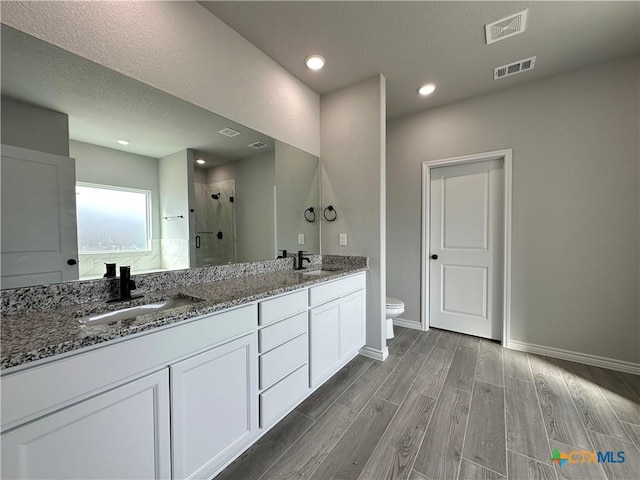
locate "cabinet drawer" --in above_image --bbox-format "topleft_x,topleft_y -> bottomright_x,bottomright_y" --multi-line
309,272 -> 366,306
259,312 -> 307,353
259,289 -> 307,326
260,333 -> 307,390
260,365 -> 308,428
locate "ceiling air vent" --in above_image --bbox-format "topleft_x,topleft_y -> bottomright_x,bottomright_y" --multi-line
494,56 -> 536,80
248,142 -> 268,150
218,127 -> 241,137
485,9 -> 528,45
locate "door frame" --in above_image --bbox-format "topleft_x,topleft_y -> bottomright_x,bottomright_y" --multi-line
421,149 -> 513,346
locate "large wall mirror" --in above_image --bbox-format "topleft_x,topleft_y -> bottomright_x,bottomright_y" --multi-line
0,25 -> 320,289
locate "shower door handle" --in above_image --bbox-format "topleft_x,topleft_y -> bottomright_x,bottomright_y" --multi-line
195,236 -> 201,249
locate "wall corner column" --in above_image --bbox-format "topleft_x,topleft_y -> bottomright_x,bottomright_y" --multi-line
320,74 -> 387,358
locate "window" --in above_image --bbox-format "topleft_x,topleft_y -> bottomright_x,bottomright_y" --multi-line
76,183 -> 151,253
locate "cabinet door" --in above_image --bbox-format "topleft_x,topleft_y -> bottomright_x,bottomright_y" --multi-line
309,300 -> 341,387
340,289 -> 366,359
1,370 -> 170,480
171,333 -> 258,480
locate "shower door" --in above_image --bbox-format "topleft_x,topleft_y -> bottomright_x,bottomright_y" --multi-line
193,179 -> 236,267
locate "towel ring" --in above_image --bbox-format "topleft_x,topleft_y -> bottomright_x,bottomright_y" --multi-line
304,207 -> 316,222
323,205 -> 337,222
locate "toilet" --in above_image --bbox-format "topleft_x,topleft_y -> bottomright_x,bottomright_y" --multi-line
385,297 -> 405,339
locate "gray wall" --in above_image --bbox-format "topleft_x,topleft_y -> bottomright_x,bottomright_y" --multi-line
387,56 -> 639,364
1,96 -> 69,157
275,141 -> 320,255
193,168 -> 208,185
2,1 -> 320,156
321,75 -> 387,356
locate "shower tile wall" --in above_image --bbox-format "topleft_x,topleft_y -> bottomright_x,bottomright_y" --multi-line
78,239 -> 162,278
194,180 -> 236,267
160,238 -> 190,270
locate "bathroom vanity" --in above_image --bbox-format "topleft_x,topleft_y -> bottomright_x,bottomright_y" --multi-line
0,261 -> 367,479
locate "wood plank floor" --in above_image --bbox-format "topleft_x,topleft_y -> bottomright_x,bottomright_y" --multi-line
214,327 -> 640,480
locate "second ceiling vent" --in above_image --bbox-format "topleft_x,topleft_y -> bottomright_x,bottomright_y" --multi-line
494,56 -> 537,80
485,9 -> 528,44
218,127 -> 241,137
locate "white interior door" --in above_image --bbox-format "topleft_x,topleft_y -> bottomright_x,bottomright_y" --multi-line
429,159 -> 503,340
1,144 -> 79,289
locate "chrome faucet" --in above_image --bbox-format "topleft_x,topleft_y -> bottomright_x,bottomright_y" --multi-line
296,250 -> 310,270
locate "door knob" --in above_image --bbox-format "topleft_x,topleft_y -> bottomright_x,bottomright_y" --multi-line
67,259 -> 77,265
431,254 -> 438,260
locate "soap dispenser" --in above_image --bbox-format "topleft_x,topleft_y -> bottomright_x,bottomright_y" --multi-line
104,263 -> 117,278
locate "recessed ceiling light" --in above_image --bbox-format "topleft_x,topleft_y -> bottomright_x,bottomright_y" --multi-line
117,139 -> 130,145
418,83 -> 437,96
305,55 -> 326,70
196,159 -> 206,165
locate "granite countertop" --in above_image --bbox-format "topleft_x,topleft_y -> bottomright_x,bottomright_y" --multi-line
1,266 -> 366,371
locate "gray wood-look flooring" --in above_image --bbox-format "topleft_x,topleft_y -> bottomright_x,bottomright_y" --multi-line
214,327 -> 640,480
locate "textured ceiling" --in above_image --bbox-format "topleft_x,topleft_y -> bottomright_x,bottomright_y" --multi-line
1,25 -> 274,164
201,1 -> 640,119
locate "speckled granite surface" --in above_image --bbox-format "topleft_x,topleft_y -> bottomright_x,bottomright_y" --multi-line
1,256 -> 367,371
1,256 -> 322,316
322,255 -> 368,269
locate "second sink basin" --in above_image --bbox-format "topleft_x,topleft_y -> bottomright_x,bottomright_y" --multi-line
78,297 -> 202,326
300,270 -> 333,276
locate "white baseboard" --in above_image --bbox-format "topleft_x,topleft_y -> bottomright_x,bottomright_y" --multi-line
359,345 -> 388,361
393,318 -> 422,330
508,340 -> 640,375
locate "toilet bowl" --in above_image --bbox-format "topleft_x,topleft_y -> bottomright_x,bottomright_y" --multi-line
385,297 -> 405,339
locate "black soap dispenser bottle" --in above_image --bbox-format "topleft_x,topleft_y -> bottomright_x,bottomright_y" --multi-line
104,263 -> 117,278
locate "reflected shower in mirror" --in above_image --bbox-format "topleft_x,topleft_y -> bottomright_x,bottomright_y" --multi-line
192,141 -> 320,268
0,25 -> 319,289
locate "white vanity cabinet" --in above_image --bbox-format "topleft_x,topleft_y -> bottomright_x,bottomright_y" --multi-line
1,369 -> 171,479
170,333 -> 258,480
1,304 -> 257,480
309,273 -> 366,387
0,270 -> 367,480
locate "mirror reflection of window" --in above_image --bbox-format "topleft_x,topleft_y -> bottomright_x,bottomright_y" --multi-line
76,184 -> 151,253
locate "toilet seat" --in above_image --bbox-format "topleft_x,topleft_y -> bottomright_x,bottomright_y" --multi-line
386,297 -> 404,308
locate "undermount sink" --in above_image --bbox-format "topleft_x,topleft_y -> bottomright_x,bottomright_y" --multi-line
300,270 -> 333,276
78,297 -> 202,326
